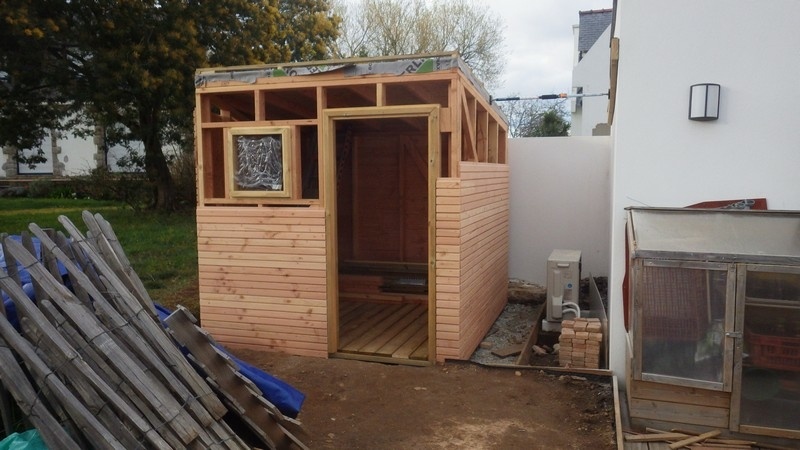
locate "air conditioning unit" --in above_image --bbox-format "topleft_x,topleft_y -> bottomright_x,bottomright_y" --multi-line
542,249 -> 582,332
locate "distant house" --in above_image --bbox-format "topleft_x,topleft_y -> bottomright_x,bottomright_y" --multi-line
0,126 -> 142,178
570,9 -> 612,136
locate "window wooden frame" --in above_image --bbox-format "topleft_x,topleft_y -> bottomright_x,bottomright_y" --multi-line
224,126 -> 292,198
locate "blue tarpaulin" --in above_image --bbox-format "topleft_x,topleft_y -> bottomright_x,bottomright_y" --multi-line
154,304 -> 305,417
0,430 -> 47,450
0,235 -> 304,418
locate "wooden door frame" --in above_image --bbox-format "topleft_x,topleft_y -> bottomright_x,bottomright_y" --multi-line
322,105 -> 440,363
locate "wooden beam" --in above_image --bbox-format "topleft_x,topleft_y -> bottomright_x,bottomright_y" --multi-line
459,87 -> 477,162
448,80 -> 461,177
476,109 -> 488,163
668,430 -> 721,449
515,303 -> 546,365
608,37 -> 619,125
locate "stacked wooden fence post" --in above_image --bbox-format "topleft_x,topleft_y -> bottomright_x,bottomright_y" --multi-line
0,211 -> 305,449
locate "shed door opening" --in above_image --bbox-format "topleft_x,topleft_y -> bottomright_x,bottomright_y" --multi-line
332,116 -> 431,364
323,106 -> 440,365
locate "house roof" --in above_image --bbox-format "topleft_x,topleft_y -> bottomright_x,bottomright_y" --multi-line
578,9 -> 613,56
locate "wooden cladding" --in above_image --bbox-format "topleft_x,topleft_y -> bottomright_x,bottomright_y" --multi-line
197,207 -> 328,357
435,163 -> 510,361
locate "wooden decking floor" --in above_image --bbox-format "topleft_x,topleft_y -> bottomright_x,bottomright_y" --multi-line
338,300 -> 428,361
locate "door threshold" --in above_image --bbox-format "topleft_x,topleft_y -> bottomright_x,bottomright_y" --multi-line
331,352 -> 432,367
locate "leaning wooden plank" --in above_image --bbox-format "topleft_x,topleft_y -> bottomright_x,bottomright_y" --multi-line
64,230 -> 106,295
0,339 -> 80,449
515,302 -> 546,365
54,216 -> 228,420
52,231 -> 91,305
0,233 -> 21,288
165,306 -> 305,450
0,315 -> 127,450
84,211 -> 157,316
4,237 -> 203,446
38,300 -> 174,449
0,244 -> 171,449
668,430 -> 722,449
39,228 -> 62,280
19,232 -> 47,303
29,224 -> 228,427
626,432 -> 689,442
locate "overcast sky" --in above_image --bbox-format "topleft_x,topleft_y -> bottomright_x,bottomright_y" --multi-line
487,0 -> 612,97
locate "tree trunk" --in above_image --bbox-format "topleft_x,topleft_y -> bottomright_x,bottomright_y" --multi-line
140,108 -> 175,210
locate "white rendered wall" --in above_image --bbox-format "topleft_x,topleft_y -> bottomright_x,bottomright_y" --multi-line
16,134 -> 54,175
608,0 -> 800,383
58,131 -> 98,175
508,136 -> 612,284
571,25 -> 611,136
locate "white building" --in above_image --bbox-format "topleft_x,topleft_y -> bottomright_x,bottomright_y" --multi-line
608,0 -> 800,380
571,9 -> 612,136
1,127 -> 142,178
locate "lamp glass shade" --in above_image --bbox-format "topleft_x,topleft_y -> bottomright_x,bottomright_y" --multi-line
689,83 -> 720,121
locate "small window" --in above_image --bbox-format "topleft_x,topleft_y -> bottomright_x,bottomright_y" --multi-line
225,126 -> 292,198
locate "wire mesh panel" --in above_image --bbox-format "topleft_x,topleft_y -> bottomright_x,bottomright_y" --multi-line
639,264 -> 727,385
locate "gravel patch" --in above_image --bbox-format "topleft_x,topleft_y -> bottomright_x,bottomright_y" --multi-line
470,302 -> 541,365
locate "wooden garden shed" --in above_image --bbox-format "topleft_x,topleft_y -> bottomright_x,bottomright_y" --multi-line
193,52 -> 509,365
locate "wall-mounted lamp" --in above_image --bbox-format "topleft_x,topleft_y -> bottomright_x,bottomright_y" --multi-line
689,83 -> 720,121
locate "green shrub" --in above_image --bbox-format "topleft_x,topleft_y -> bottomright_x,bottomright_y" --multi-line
26,178 -> 55,198
71,169 -> 152,210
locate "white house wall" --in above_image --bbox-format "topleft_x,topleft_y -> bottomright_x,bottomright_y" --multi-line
508,136 -> 611,284
609,0 -> 800,384
571,25 -> 611,136
57,131 -> 98,175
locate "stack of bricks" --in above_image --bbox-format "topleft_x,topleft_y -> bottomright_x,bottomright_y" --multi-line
559,318 -> 602,369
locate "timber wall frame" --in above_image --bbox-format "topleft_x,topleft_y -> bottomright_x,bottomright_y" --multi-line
194,54 -> 509,364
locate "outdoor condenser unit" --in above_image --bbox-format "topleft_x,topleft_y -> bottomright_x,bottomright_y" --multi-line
543,249 -> 581,332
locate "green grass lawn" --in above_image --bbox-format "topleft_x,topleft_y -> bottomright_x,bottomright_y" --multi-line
0,198 -> 199,315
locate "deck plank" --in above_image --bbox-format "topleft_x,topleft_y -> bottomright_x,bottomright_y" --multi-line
359,306 -> 427,354
392,322 -> 429,359
339,304 -> 402,348
338,303 -> 384,342
376,313 -> 427,356
341,304 -> 416,352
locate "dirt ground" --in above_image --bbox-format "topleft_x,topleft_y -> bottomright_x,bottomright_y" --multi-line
233,349 -> 617,450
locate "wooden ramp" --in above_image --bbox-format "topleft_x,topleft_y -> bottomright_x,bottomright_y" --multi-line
336,301 -> 428,364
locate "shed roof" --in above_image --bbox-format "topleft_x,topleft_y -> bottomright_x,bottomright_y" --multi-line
195,52 -> 492,104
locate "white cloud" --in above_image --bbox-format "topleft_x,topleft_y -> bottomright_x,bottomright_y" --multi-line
486,0 -> 612,96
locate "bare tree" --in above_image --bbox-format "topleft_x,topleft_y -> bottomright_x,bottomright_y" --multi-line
332,0 -> 506,88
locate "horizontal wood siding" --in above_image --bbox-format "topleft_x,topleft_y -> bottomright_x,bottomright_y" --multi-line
435,162 -> 509,361
628,378 -> 731,429
197,206 -> 328,357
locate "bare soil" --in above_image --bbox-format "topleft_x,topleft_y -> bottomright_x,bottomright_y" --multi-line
170,278 -> 616,448
233,350 -> 617,450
